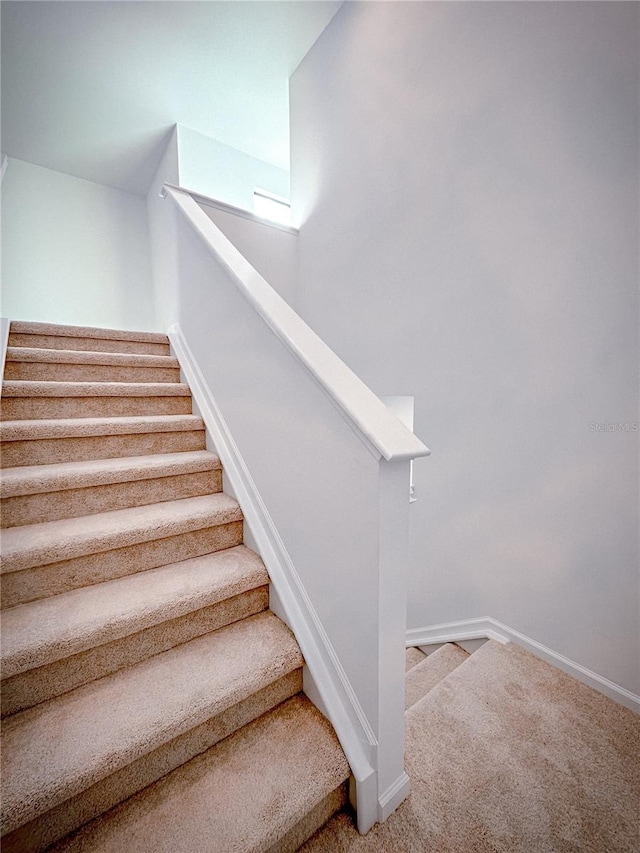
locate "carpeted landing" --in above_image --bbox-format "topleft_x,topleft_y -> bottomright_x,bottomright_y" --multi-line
302,640 -> 640,853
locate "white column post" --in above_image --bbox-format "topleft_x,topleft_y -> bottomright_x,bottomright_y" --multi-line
376,458 -> 412,821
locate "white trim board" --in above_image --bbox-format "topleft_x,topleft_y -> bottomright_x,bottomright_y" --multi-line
378,771 -> 411,823
407,617 -> 640,714
169,323 -> 387,834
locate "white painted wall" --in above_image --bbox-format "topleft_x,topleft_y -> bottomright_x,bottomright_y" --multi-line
1,158 -> 156,331
199,201 -> 298,307
146,126 -> 181,330
177,125 -> 289,211
290,2 -> 639,693
146,127 -> 296,328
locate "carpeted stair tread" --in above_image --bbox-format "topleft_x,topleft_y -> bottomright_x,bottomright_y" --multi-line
1,450 -> 223,526
405,646 -> 427,672
4,347 -> 181,383
1,493 -> 242,574
1,381 -> 193,420
1,450 -> 221,498
1,611 -> 303,836
1,590 -> 270,719
8,321 -> 168,345
405,643 -> 469,710
0,416 -> 207,469
0,414 -> 205,441
4,347 -> 179,368
1,545 -> 268,679
50,694 -> 351,853
1,380 -> 191,398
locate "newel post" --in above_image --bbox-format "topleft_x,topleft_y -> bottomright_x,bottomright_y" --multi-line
375,457 -> 413,821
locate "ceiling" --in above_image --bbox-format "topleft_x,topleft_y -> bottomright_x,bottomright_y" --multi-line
1,1 -> 342,195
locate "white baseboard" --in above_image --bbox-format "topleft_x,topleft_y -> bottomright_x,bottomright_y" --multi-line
378,771 -> 411,823
407,618 -> 640,714
169,324 -> 382,833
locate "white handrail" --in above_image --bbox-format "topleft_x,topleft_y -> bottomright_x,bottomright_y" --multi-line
162,184 -> 430,464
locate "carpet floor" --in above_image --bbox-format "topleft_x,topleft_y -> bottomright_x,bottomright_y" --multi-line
302,641 -> 640,853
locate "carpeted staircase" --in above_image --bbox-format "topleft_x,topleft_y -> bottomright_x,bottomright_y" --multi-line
0,321 -> 351,853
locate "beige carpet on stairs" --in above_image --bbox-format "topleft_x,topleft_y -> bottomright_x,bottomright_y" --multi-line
1,321 -> 351,852
405,646 -> 427,672
405,642 -> 469,709
303,640 -> 640,853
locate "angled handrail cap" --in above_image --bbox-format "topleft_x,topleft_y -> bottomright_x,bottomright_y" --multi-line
163,183 -> 430,463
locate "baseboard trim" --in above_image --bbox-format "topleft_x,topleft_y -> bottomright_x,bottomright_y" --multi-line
169,324 -> 381,833
378,771 -> 411,823
407,618 -> 640,713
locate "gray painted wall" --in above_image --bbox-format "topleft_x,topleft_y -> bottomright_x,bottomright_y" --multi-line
290,1 -> 639,692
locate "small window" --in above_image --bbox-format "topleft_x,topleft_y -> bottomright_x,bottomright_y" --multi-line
253,188 -> 291,226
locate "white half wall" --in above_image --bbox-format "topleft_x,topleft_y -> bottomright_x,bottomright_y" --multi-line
162,186 -> 428,825
290,2 -> 640,693
1,158 -> 156,331
177,125 -> 289,211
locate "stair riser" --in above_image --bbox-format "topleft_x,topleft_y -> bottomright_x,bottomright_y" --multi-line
266,784 -> 349,853
406,647 -> 427,672
0,430 -> 206,468
405,644 -> 470,710
2,587 -> 269,716
8,333 -> 169,357
0,396 -> 191,420
4,362 -> 180,384
2,670 -> 303,853
2,470 -> 223,528
1,521 -> 243,608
